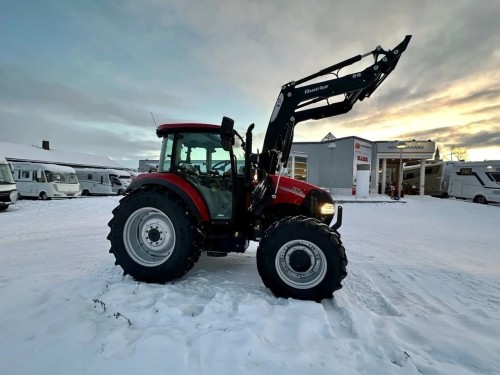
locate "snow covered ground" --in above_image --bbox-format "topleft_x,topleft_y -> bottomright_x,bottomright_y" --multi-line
0,195 -> 499,375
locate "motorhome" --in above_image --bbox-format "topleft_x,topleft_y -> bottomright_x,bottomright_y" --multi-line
0,156 -> 18,211
446,161 -> 500,204
402,161 -> 456,196
438,161 -> 459,196
12,162 -> 81,200
75,168 -> 131,196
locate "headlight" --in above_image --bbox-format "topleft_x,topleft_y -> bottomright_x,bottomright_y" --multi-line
320,202 -> 335,215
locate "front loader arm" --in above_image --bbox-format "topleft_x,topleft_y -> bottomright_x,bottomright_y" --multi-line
259,35 -> 412,174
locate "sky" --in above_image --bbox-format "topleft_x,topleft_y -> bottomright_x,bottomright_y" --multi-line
1,0 -> 499,169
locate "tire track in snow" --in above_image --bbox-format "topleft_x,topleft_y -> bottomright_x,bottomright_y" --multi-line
342,267 -> 400,316
321,299 -> 358,338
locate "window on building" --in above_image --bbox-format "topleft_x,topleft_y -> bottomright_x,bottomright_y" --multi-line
294,156 -> 308,181
281,153 -> 308,181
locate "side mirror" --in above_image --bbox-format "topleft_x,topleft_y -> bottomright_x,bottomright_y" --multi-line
220,116 -> 235,152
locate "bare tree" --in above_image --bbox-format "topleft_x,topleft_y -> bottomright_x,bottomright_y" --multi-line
452,147 -> 469,161
441,145 -> 469,161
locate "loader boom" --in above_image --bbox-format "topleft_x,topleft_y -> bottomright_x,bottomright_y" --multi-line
259,35 -> 412,174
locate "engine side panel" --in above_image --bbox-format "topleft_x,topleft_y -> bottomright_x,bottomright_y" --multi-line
269,175 -> 320,205
267,175 -> 334,223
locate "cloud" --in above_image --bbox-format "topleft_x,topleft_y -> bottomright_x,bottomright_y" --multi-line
1,0 -> 499,167
395,117 -> 500,148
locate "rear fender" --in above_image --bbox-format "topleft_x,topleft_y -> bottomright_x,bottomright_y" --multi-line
126,173 -> 210,222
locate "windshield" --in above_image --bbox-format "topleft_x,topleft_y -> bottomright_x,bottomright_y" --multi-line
488,172 -> 500,183
45,171 -> 78,183
0,164 -> 15,184
158,131 -> 245,174
118,176 -> 131,186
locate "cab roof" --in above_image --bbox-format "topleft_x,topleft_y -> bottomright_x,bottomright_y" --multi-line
156,123 -> 220,137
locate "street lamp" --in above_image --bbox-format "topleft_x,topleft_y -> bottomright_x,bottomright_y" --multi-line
328,142 -> 337,194
396,141 -> 407,199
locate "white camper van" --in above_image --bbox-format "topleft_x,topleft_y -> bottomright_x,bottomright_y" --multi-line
438,161 -> 459,196
75,168 -> 131,196
402,161 -> 446,196
0,156 -> 18,211
447,161 -> 500,204
402,161 -> 459,196
12,162 -> 81,200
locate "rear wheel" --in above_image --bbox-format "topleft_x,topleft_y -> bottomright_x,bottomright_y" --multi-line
107,188 -> 202,283
40,192 -> 48,200
82,189 -> 90,196
473,195 -> 487,204
257,216 -> 347,301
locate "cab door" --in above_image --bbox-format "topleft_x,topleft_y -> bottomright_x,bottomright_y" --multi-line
173,131 -> 234,220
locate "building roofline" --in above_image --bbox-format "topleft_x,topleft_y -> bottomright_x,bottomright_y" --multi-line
293,135 -> 373,145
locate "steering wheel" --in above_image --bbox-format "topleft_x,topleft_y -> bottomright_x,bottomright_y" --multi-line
211,160 -> 231,174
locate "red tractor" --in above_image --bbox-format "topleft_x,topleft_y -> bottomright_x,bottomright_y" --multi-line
108,36 -> 411,301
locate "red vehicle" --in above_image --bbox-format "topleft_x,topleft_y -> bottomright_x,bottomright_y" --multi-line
108,36 -> 411,301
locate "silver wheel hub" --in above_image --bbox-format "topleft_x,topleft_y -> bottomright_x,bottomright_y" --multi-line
275,240 -> 327,289
123,207 -> 176,267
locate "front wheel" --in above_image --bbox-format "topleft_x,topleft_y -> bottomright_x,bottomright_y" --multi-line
473,195 -> 487,204
257,216 -> 347,301
107,188 -> 202,283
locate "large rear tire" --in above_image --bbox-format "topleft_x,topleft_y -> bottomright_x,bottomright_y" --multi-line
257,216 -> 347,301
107,188 -> 202,283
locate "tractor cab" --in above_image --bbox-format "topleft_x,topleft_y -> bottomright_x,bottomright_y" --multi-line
156,123 -> 245,222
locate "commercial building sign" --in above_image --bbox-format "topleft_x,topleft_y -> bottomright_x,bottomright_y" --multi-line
377,141 -> 435,154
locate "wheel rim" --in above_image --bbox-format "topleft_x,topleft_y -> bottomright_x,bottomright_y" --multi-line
476,196 -> 486,204
123,207 -> 176,267
275,240 -> 327,289
40,193 -> 47,200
